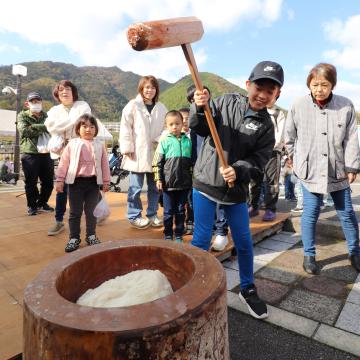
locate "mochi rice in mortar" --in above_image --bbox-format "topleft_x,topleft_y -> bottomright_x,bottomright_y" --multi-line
77,269 -> 173,308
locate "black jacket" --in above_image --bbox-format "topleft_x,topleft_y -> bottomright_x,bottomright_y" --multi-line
190,93 -> 275,203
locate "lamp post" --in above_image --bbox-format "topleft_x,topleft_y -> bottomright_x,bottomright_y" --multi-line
2,64 -> 27,181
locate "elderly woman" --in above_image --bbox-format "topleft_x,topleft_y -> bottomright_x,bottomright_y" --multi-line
285,63 -> 360,274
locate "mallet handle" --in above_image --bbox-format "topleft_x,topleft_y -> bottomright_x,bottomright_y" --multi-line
181,43 -> 234,188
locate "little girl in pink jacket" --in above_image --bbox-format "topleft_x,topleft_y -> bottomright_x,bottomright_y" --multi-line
56,114 -> 110,252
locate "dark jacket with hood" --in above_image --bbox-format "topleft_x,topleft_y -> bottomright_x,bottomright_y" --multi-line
190,93 -> 275,203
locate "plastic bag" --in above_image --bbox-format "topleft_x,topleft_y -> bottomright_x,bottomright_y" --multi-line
48,134 -> 65,154
93,192 -> 110,218
37,133 -> 51,153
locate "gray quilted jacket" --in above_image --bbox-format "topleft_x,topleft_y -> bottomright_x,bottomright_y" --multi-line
284,93 -> 360,194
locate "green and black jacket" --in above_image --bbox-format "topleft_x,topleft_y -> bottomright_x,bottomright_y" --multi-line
17,110 -> 48,154
153,133 -> 192,191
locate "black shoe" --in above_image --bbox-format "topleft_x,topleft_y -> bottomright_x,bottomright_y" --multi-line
65,238 -> 81,252
27,207 -> 38,216
239,285 -> 268,319
37,203 -> 55,212
86,235 -> 101,246
303,256 -> 320,274
349,254 -> 360,272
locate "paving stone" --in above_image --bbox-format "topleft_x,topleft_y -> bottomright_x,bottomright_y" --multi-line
320,258 -> 358,284
336,302 -> 360,335
347,274 -> 360,305
223,256 -> 268,273
254,259 -> 268,273
253,247 -> 282,263
270,249 -> 304,273
256,265 -> 301,285
270,232 -> 301,245
254,277 -> 290,305
222,257 -> 238,271
302,275 -> 348,298
279,288 -> 343,325
224,268 -> 239,291
227,292 -> 319,338
257,238 -> 294,252
314,324 -> 360,358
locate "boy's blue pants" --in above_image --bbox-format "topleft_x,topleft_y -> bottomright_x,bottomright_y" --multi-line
191,188 -> 254,289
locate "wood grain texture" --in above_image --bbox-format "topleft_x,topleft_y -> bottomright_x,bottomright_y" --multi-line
127,17 -> 203,51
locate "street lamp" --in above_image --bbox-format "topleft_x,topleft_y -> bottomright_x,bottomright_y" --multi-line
1,64 -> 27,181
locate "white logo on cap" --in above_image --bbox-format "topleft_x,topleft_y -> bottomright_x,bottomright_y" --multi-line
264,66 -> 274,72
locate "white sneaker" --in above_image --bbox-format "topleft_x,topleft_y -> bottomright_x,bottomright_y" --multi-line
212,235 -> 228,251
130,217 -> 151,229
149,215 -> 163,227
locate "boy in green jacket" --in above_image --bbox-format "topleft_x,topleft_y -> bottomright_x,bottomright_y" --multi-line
153,110 -> 192,242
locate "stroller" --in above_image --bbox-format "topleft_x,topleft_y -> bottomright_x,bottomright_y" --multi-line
109,146 -> 129,192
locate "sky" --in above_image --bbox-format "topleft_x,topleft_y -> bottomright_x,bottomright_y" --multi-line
0,0 -> 360,110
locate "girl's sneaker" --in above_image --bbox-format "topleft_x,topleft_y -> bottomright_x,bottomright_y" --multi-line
164,235 -> 173,241
175,236 -> 183,243
65,238 -> 81,253
86,235 -> 101,246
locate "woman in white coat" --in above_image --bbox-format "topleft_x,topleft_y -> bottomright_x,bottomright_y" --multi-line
45,80 -> 92,236
120,75 -> 167,229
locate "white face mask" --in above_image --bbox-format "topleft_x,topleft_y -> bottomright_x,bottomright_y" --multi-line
29,102 -> 42,113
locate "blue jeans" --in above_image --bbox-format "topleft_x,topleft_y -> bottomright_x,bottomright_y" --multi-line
214,204 -> 229,236
191,189 -> 254,289
55,185 -> 68,222
163,190 -> 188,237
301,185 -> 360,256
127,172 -> 159,221
285,174 -> 295,200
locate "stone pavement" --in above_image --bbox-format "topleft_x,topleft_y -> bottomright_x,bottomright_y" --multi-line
224,230 -> 360,358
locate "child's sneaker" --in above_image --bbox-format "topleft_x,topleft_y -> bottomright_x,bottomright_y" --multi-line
48,221 -> 65,236
130,217 -> 151,229
262,209 -> 276,222
239,284 -> 268,319
175,236 -> 183,243
65,238 -> 81,253
248,206 -> 259,218
86,235 -> 101,246
149,215 -> 163,227
291,206 -> 303,214
27,207 -> 38,216
164,235 -> 173,241
211,234 -> 228,251
185,222 -> 193,235
37,203 -> 54,213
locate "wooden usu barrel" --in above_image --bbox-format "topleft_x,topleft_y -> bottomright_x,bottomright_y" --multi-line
23,239 -> 229,359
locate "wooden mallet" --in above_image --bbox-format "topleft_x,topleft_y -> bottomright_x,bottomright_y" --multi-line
127,16 -> 234,187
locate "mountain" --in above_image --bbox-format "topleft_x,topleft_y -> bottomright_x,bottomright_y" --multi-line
159,72 -> 247,110
0,61 -> 247,121
0,61 -> 171,122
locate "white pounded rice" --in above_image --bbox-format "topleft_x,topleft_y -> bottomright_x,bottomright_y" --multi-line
76,269 -> 173,308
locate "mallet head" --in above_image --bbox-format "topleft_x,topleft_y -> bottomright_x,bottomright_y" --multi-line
127,16 -> 204,51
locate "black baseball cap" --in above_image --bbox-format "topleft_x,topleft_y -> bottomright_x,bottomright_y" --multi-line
248,61 -> 284,87
27,91 -> 42,101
